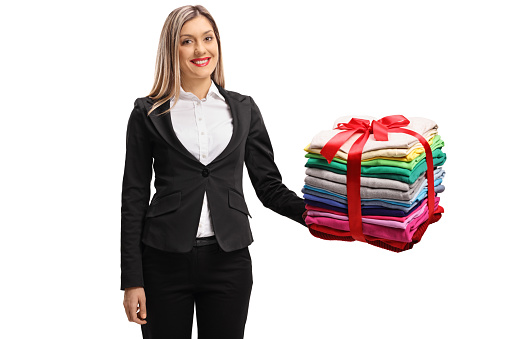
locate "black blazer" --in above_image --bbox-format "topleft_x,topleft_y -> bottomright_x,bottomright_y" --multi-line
121,80 -> 306,290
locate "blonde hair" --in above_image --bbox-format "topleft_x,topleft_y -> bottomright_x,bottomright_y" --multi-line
147,5 -> 225,116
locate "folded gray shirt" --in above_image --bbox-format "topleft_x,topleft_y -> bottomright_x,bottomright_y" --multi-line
305,167 -> 444,192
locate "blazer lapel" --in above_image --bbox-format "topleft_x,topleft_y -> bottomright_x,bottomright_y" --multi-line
147,80 -> 250,166
209,80 -> 250,165
148,98 -> 198,163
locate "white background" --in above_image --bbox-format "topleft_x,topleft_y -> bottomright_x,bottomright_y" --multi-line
1,0 -> 508,338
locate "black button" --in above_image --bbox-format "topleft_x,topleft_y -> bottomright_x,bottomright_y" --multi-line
202,168 -> 209,177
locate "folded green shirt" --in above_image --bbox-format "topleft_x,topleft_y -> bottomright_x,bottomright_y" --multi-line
304,152 -> 447,184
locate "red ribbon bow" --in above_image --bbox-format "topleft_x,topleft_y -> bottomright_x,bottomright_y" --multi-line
319,115 -> 436,243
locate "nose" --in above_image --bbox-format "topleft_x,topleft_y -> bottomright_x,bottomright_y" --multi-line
194,41 -> 206,56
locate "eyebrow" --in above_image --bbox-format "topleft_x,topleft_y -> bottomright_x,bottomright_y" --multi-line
180,30 -> 213,38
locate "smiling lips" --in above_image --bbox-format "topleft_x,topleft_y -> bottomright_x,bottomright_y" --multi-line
191,57 -> 211,67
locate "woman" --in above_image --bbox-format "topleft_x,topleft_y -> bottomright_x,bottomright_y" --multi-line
121,5 -> 307,339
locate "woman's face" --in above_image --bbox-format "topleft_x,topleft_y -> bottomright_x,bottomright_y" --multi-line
178,16 -> 219,84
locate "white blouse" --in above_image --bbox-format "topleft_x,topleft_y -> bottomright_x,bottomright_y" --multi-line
168,80 -> 233,238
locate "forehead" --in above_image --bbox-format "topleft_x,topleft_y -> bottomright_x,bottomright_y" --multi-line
180,16 -> 214,36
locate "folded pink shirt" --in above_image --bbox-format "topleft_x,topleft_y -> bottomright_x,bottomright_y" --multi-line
307,198 -> 440,229
307,204 -> 444,252
305,200 -> 440,242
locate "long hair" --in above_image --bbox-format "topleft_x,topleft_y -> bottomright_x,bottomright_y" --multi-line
146,5 -> 225,116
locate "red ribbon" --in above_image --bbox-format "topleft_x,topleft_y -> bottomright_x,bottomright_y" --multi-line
319,115 -> 436,243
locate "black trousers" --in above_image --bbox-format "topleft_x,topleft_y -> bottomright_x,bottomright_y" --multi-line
140,240 -> 253,339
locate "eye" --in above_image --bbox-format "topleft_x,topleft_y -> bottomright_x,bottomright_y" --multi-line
205,36 -> 214,42
182,39 -> 192,45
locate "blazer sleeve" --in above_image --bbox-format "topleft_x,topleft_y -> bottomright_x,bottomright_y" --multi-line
120,98 -> 153,291
244,96 -> 307,227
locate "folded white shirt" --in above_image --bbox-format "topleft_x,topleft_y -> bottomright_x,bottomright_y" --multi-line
309,115 -> 438,154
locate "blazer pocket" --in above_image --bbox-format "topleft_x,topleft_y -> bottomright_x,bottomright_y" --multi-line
228,189 -> 252,218
146,192 -> 181,217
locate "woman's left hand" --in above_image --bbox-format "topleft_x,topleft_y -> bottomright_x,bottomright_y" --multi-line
302,210 -> 308,224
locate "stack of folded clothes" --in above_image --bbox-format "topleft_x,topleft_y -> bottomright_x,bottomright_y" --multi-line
302,115 -> 446,252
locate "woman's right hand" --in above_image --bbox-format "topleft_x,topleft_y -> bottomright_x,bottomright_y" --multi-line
123,286 -> 148,325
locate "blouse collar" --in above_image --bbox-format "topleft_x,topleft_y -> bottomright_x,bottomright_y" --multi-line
175,80 -> 224,102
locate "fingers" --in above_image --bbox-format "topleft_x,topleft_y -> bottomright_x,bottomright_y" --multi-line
132,304 -> 147,325
139,297 -> 147,323
302,210 -> 308,221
